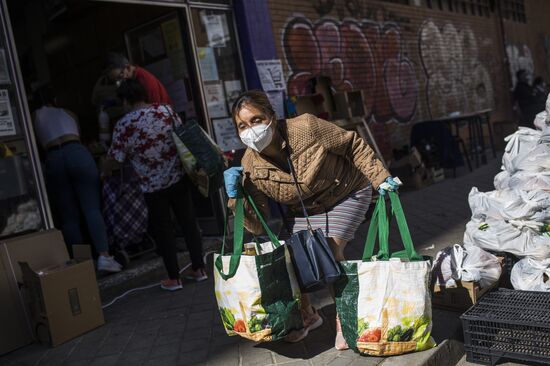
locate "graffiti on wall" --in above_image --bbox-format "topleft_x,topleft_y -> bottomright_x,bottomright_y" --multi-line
282,17 -> 418,123
418,20 -> 494,118
506,44 -> 534,87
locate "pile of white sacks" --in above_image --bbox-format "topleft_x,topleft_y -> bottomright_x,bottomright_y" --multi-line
463,95 -> 550,292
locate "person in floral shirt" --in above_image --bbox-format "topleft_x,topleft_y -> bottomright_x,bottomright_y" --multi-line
108,79 -> 206,291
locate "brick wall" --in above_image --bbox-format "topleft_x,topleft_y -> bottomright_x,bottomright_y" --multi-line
267,0 -> 548,160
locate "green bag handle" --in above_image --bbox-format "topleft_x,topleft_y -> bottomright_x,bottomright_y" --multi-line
388,191 -> 422,261
362,194 -> 388,261
214,186 -> 280,280
215,195 -> 245,280
362,191 -> 422,262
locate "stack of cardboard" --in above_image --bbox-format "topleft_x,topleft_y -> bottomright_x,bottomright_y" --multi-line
0,230 -> 104,354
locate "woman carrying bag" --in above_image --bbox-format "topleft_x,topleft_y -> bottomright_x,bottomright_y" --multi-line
223,91 -> 399,348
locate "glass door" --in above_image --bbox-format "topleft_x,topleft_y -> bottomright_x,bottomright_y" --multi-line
124,9 -> 223,235
0,2 -> 50,239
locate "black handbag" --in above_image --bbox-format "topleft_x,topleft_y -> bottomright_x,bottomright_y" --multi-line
281,129 -> 341,293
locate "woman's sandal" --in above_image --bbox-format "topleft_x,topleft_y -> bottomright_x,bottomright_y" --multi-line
335,314 -> 349,350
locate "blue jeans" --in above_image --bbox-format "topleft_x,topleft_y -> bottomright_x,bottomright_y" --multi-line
45,142 -> 109,253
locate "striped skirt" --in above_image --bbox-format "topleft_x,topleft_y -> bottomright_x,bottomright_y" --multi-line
281,185 -> 373,242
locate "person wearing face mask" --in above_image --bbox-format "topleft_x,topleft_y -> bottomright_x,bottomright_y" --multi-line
223,90 -> 399,349
105,79 -> 206,291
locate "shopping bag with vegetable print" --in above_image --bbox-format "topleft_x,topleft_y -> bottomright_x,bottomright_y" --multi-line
334,192 -> 436,356
214,190 -> 303,342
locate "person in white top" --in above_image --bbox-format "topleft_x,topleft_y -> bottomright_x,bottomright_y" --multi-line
33,86 -> 121,273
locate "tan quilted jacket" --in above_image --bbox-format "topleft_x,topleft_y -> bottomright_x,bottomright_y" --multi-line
229,113 -> 389,235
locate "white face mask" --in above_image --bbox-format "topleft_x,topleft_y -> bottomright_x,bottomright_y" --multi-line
239,121 -> 273,152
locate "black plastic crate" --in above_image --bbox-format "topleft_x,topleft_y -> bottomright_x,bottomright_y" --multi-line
461,288 -> 550,365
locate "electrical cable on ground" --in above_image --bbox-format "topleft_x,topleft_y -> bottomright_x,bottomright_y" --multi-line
102,250 -> 215,309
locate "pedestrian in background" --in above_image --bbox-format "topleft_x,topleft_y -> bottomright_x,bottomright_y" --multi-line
514,69 -> 538,126
104,52 -> 172,105
223,91 -> 399,349
106,79 -> 206,291
33,86 -> 122,273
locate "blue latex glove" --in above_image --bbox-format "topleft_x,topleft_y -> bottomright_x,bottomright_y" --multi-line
378,176 -> 402,196
224,167 -> 244,198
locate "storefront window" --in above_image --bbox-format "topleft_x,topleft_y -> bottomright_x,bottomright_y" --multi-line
125,12 -> 199,120
0,8 -> 46,239
191,7 -> 245,153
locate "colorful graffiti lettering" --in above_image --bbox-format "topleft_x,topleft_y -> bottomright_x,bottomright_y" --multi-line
282,17 -> 418,123
418,20 -> 494,118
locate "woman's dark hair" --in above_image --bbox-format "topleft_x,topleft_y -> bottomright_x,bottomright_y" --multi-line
104,52 -> 130,72
231,90 -> 275,122
116,79 -> 147,105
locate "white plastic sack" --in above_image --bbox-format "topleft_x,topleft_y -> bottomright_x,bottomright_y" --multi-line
510,257 -> 550,291
452,244 -> 502,289
494,170 -> 511,190
463,217 -> 550,259
534,111 -> 548,130
468,187 -> 550,222
540,124 -> 550,143
508,171 -> 550,191
509,142 -> 550,173
502,127 -> 541,173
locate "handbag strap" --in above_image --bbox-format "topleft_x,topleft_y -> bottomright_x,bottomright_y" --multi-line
214,186 -> 281,280
279,120 -> 313,231
163,104 -> 183,130
362,192 -> 422,261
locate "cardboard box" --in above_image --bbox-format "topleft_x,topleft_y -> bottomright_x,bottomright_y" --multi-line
432,279 -> 499,312
19,258 -> 104,347
413,166 -> 432,189
0,230 -> 68,355
430,167 -> 445,183
0,251 -> 32,355
409,147 -> 424,169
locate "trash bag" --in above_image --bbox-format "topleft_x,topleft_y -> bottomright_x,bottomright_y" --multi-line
463,218 -> 550,259
511,257 -> 550,291
468,187 -> 550,222
432,244 -> 501,289
335,192 -> 435,356
502,127 -> 541,173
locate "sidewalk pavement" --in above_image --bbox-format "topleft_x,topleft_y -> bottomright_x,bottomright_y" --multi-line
3,156 -> 521,366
